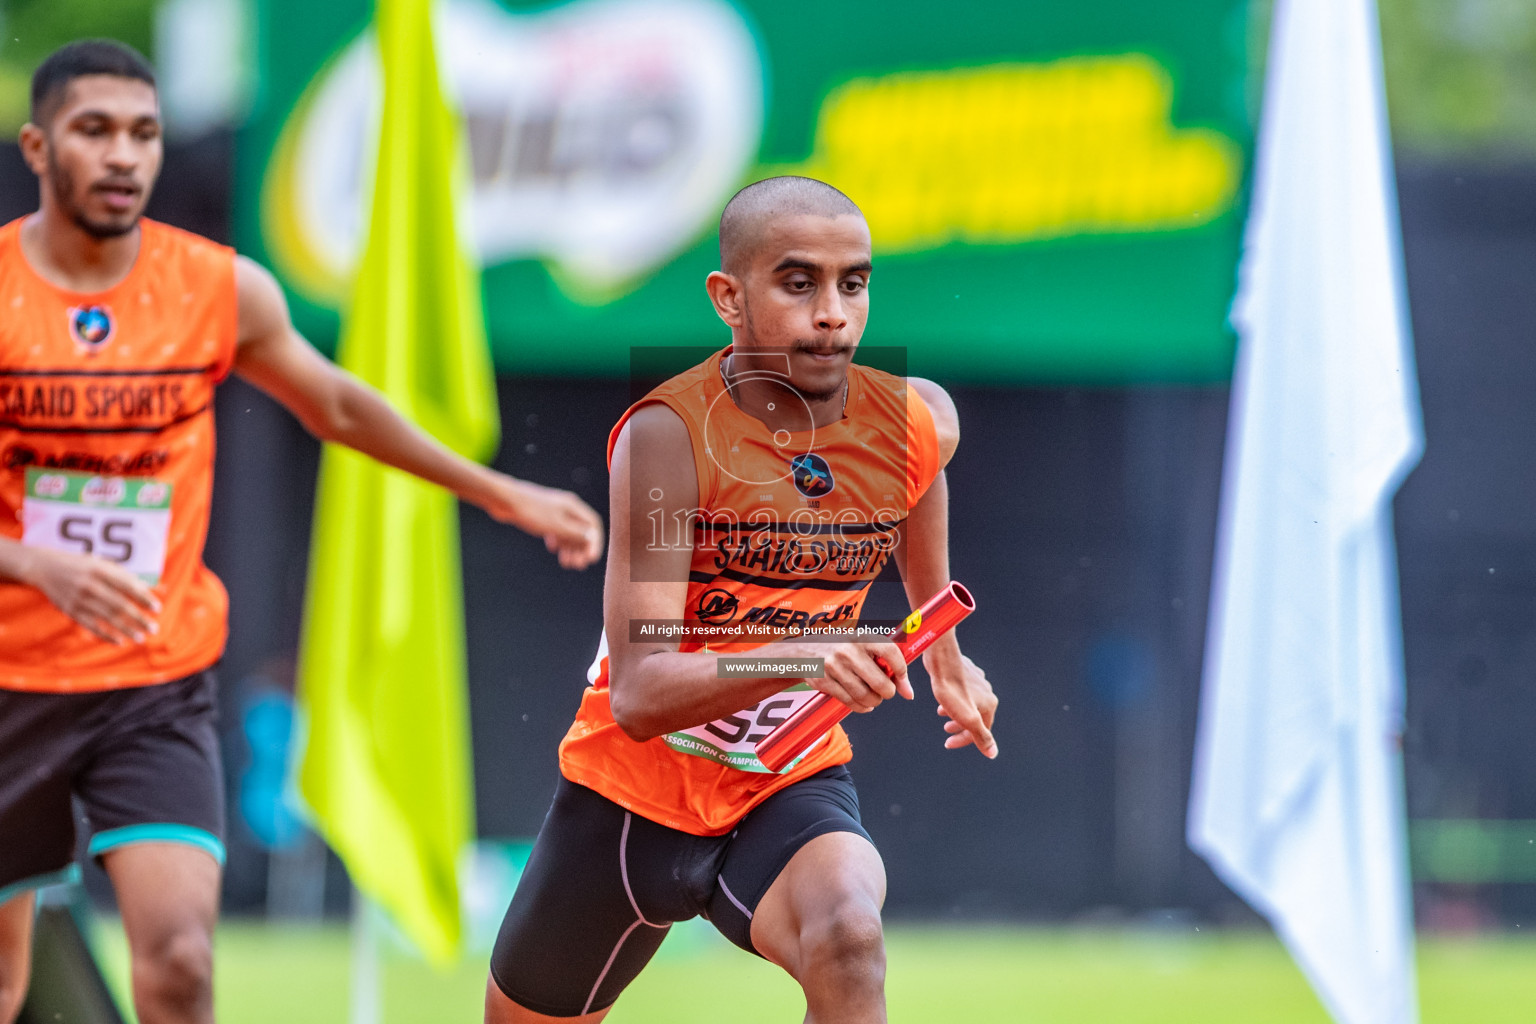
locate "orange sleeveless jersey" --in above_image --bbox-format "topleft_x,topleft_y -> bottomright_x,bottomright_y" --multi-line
0,218 -> 239,692
558,348 -> 941,835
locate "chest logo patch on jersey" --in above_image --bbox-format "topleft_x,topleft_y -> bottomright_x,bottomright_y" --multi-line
68,305 -> 116,351
790,452 -> 834,498
696,587 -> 740,624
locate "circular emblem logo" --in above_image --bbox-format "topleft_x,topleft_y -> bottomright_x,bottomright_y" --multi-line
69,305 -> 115,350
695,587 -> 740,625
137,483 -> 170,507
34,473 -> 69,498
790,452 -> 834,498
81,476 -> 126,506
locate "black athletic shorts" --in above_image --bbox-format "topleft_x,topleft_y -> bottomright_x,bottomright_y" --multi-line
490,765 -> 872,1017
0,672 -> 225,905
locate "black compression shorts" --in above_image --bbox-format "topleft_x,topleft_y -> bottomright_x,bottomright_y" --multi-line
0,672 -> 225,904
489,765 -> 871,1017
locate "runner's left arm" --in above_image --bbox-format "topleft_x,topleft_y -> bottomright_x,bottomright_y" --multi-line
230,256 -> 602,570
897,378 -> 998,758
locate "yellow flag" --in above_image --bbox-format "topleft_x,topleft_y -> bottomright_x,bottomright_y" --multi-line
295,0 -> 496,965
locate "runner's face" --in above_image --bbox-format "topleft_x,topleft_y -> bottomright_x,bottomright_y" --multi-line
39,76 -> 162,239
735,214 -> 872,402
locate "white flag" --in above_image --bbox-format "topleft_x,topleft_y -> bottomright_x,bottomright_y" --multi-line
1188,1 -> 1423,1023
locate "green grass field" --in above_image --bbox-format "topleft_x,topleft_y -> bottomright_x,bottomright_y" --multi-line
92,920 -> 1535,1023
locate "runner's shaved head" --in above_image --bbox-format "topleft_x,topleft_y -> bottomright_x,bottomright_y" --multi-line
719,176 -> 863,274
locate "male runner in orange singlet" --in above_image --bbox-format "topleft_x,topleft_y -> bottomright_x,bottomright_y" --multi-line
0,40 -> 603,1024
484,176 -> 999,1023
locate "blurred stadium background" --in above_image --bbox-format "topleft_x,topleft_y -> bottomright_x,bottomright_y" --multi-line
3,0 -> 1535,1019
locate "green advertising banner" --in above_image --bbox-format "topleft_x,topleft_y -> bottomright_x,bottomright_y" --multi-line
238,0 -> 1254,382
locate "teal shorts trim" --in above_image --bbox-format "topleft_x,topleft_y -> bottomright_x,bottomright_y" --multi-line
0,672 -> 225,895
87,824 -> 226,866
0,864 -> 82,907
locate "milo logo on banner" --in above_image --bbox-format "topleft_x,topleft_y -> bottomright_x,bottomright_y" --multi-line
250,0 -> 1252,382
263,0 -> 763,305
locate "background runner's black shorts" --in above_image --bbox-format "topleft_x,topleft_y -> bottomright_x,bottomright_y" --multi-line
490,765 -> 873,1018
0,672 -> 225,904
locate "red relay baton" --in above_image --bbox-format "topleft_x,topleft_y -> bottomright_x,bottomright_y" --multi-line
754,581 -> 976,773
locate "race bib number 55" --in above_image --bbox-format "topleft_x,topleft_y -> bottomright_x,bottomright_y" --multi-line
21,469 -> 172,583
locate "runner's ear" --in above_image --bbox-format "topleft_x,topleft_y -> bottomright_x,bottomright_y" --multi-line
705,271 -> 745,329
18,122 -> 48,177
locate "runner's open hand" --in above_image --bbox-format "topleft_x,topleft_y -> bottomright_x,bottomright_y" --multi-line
23,546 -> 161,645
927,649 -> 998,758
478,474 -> 604,570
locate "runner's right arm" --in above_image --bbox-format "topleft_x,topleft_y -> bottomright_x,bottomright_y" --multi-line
232,257 -> 603,570
0,539 -> 160,645
604,403 -> 911,742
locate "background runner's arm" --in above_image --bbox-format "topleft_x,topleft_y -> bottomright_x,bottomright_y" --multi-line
230,257 -> 602,570
0,537 -> 159,645
605,404 -> 910,742
896,379 -> 998,757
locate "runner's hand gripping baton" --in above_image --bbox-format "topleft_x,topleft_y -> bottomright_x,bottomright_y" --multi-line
753,581 -> 976,773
